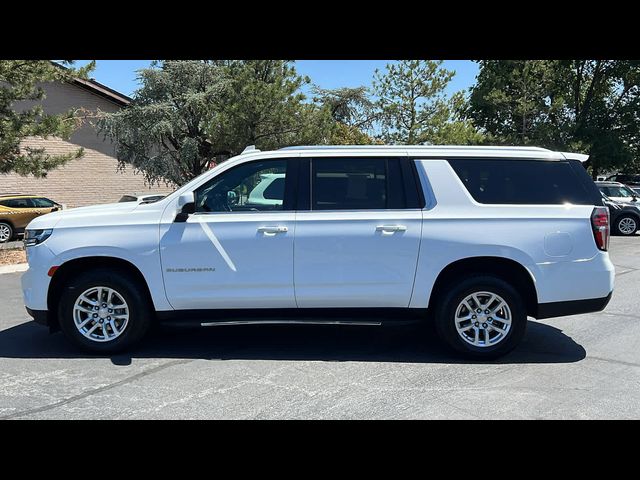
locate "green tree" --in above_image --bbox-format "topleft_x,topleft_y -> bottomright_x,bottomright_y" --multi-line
372,60 -> 484,145
467,60 -> 640,178
312,86 -> 381,145
97,61 -> 228,186
98,60 -> 334,186
0,60 -> 94,177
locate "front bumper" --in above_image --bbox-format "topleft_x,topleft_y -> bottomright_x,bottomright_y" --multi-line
537,291 -> 613,319
25,307 -> 50,327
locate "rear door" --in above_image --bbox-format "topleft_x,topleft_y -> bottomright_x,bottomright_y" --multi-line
294,157 -> 423,308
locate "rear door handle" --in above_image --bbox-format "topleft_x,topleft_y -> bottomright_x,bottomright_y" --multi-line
257,226 -> 288,235
376,225 -> 407,233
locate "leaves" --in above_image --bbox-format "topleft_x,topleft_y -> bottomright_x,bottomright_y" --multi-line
99,60 -> 334,186
372,60 -> 485,145
467,60 -> 640,177
0,60 -> 93,177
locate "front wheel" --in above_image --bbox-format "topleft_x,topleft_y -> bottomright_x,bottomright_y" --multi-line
434,275 -> 527,359
57,268 -> 153,353
615,215 -> 638,236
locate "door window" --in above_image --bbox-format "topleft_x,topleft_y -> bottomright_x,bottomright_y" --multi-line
195,160 -> 288,213
311,158 -> 406,210
29,197 -> 56,208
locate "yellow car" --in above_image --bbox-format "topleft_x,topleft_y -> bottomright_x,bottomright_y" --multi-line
0,194 -> 62,243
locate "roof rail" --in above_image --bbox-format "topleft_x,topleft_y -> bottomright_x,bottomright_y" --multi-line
279,145 -> 553,152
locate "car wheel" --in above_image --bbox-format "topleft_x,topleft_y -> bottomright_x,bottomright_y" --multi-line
615,215 -> 638,236
434,275 -> 527,359
57,268 -> 153,354
0,222 -> 13,243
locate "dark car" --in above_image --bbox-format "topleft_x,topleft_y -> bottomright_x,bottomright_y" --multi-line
606,173 -> 640,187
602,193 -> 640,236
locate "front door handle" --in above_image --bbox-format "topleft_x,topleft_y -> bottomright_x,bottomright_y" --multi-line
376,225 -> 407,233
257,226 -> 288,235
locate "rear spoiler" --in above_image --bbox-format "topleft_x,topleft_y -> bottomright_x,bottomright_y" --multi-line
561,152 -> 589,163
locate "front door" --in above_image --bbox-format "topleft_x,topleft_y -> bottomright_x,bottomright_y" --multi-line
160,159 -> 297,310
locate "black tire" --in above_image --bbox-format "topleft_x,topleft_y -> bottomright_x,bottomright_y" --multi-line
0,222 -> 13,243
57,268 -> 153,354
614,214 -> 638,236
434,275 -> 527,360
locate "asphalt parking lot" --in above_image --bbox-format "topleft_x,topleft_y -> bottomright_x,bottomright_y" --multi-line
1,236 -> 639,419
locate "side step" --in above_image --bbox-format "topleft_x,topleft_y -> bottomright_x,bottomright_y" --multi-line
156,307 -> 427,329
200,319 -> 382,327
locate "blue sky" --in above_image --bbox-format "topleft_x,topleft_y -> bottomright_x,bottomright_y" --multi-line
73,60 -> 479,99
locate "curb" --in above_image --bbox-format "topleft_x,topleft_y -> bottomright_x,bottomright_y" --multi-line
0,263 -> 28,275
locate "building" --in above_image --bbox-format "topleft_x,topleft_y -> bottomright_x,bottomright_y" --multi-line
0,75 -> 174,208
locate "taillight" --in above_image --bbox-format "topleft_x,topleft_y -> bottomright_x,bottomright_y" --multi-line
591,206 -> 610,251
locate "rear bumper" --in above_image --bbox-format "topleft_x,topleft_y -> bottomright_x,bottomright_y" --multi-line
536,291 -> 613,319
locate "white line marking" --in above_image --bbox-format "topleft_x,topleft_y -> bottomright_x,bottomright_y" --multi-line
199,222 -> 237,272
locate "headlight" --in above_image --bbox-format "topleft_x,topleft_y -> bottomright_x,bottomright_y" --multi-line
24,229 -> 53,247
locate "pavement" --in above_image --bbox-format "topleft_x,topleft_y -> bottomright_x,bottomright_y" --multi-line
1,235 -> 639,419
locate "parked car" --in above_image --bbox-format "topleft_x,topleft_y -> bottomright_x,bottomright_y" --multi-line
0,194 -> 61,243
601,193 -> 640,236
595,181 -> 639,204
118,194 -> 166,203
605,173 -> 640,187
22,146 -> 614,359
633,187 -> 640,196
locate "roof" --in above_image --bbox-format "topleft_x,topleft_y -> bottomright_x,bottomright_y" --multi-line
51,61 -> 131,107
71,77 -> 131,106
273,145 -> 580,161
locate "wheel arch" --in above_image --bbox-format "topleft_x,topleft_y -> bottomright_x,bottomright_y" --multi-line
47,256 -> 155,330
428,256 -> 539,318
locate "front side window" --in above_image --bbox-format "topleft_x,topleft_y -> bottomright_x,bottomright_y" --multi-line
601,186 -> 636,198
311,158 -> 405,210
195,160 -> 288,213
29,197 -> 55,208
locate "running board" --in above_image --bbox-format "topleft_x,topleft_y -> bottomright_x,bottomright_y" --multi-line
199,319 -> 382,327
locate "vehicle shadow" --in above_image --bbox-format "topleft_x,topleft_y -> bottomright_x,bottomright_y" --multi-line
0,318 -> 586,365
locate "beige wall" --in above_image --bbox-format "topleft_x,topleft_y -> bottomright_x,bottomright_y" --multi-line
0,82 -> 174,208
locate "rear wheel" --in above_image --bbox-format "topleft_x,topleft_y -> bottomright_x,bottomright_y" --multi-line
434,275 -> 527,359
57,268 -> 153,353
615,215 -> 638,236
0,222 -> 13,243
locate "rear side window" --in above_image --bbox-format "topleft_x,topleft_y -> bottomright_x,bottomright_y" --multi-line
448,159 -> 595,205
311,158 -> 405,210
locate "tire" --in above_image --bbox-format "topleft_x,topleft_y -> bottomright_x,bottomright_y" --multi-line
57,268 -> 153,354
434,275 -> 527,360
0,222 -> 13,243
614,215 -> 638,236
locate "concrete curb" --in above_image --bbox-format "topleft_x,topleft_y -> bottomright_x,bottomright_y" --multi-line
0,263 -> 28,275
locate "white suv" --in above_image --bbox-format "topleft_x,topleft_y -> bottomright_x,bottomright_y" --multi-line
22,145 -> 615,359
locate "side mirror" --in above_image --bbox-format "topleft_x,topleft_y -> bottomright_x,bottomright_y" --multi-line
175,191 -> 195,223
177,191 -> 195,209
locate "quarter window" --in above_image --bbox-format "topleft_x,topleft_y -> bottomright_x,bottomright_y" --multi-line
449,159 -> 594,205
